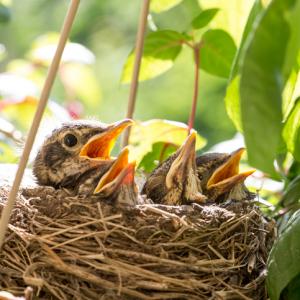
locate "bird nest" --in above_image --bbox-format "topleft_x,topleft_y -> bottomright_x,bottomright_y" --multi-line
0,185 -> 276,300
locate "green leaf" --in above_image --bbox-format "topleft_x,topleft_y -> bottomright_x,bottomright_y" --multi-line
282,70 -> 300,121
121,30 -> 187,83
150,0 -> 183,13
239,0 -> 300,176
128,119 -> 206,164
225,0 -> 264,131
281,175 -> 300,207
191,8 -> 219,29
267,209 -> 300,300
283,97 -> 300,161
0,3 -> 10,23
139,142 -> 178,173
199,0 -> 257,43
281,273 -> 300,300
200,29 -> 236,78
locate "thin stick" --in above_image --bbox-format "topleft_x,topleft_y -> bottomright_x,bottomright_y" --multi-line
122,0 -> 150,147
188,45 -> 201,133
0,0 -> 81,250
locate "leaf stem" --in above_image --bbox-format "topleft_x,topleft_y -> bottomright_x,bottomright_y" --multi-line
188,44 -> 201,133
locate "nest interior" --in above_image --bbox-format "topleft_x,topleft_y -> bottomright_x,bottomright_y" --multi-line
0,185 -> 276,300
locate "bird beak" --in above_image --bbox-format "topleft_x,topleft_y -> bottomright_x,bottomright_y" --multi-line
206,148 -> 255,192
79,119 -> 133,161
166,132 -> 196,189
93,147 -> 136,195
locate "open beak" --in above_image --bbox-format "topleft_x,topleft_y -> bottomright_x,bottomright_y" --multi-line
166,132 -> 196,189
206,148 -> 255,193
79,119 -> 133,161
93,147 -> 136,195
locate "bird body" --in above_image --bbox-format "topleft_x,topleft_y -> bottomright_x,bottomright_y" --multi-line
142,142 -> 255,205
142,132 -> 206,205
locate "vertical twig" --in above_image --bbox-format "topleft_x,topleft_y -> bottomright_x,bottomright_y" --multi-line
188,45 -> 201,133
122,0 -> 150,147
0,0 -> 81,250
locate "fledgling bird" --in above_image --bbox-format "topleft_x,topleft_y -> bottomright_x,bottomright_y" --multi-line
142,132 -> 206,205
196,148 -> 255,202
33,119 -> 133,195
93,147 -> 139,206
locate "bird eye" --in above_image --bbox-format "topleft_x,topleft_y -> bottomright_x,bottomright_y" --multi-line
63,133 -> 78,147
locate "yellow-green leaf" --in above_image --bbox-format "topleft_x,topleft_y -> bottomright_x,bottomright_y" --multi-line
283,98 -> 300,161
121,30 -> 186,83
128,119 -> 206,163
150,0 -> 183,13
191,8 -> 219,29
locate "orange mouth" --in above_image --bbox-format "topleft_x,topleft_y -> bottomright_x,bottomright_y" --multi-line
207,148 -> 255,190
94,147 -> 136,194
79,119 -> 133,161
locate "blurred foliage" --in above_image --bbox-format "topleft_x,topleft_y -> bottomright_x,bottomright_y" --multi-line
0,0 -> 300,298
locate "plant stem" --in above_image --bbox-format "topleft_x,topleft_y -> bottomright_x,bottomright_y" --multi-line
0,0 -> 81,250
188,44 -> 201,134
122,0 -> 150,148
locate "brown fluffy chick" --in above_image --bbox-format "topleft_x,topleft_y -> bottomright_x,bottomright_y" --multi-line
93,147 -> 139,207
142,132 -> 206,205
196,148 -> 255,202
33,119 -> 133,195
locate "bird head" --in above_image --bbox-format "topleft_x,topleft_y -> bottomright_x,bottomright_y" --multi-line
93,147 -> 138,206
197,148 -> 255,201
33,119 -> 133,188
142,132 -> 206,205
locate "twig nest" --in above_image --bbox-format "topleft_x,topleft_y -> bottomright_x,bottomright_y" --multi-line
0,186 -> 276,299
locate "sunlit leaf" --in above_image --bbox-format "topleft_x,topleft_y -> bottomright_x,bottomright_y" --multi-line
225,0 -> 264,131
138,142 -> 178,172
283,98 -> 300,161
150,0 -> 184,13
200,29 -> 236,78
28,32 -> 95,66
59,63 -> 102,113
128,119 -> 206,163
121,30 -> 188,83
239,0 -> 300,176
282,70 -> 300,121
267,209 -> 300,300
199,0 -> 256,43
191,8 -> 219,29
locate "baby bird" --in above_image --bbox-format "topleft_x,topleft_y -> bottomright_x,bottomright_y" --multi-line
93,147 -> 138,206
33,119 -> 133,195
196,148 -> 255,202
142,132 -> 206,205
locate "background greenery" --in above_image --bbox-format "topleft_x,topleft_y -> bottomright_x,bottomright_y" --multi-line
1,0 -> 300,299
0,0 -> 243,148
